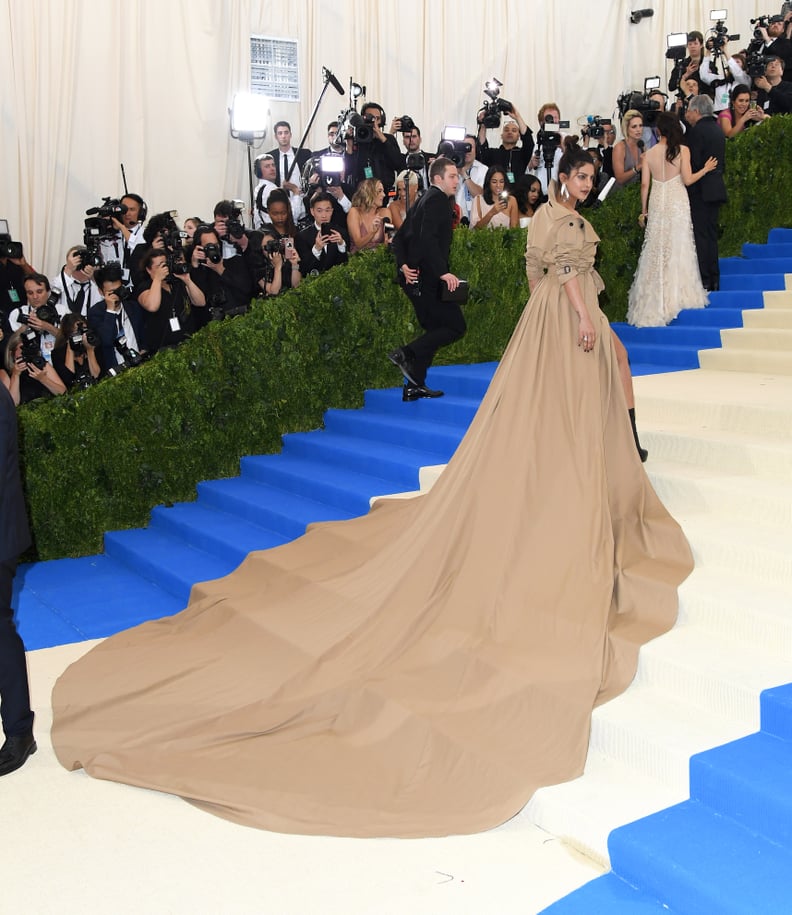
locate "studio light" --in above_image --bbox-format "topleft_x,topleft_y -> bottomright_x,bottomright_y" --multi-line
229,92 -> 269,140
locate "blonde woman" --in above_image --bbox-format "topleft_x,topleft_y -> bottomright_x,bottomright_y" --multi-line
347,178 -> 389,253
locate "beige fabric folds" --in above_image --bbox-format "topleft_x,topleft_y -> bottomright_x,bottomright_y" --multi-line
51,201 -> 692,837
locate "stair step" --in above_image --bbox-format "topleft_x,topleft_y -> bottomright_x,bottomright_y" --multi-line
240,452 -> 403,514
698,346 -> 792,375
720,256 -> 792,274
761,682 -> 792,740
588,686 -> 748,791
539,872 -> 672,914
705,289 -> 765,309
763,289 -> 792,308
647,460 -> 792,527
196,476 -> 358,539
743,242 -> 792,259
281,429 -> 433,487
322,408 -> 465,459
619,342 -> 701,368
767,228 -> 792,244
635,624 -> 792,730
523,752 -> 686,865
671,307 -> 744,327
614,325 -> 723,346
607,801 -> 792,915
742,307 -> 792,329
719,273 -> 787,291
425,361 -> 497,397
363,388 -> 480,424
690,731 -> 792,846
720,326 -> 792,350
676,567 -> 792,657
103,527 -> 235,603
149,502 -> 288,563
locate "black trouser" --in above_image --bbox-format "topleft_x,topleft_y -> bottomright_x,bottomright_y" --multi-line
0,559 -> 33,738
404,290 -> 466,386
690,199 -> 722,291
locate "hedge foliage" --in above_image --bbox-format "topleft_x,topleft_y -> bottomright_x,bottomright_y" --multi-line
18,116 -> 792,560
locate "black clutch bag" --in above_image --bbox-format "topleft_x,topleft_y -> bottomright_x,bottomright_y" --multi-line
440,279 -> 469,304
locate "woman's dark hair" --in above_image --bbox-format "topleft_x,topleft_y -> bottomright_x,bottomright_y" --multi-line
54,313 -> 86,349
513,175 -> 543,216
482,165 -> 512,205
266,189 -> 296,237
655,111 -> 684,163
728,84 -> 751,122
557,148 -> 594,179
143,212 -> 179,245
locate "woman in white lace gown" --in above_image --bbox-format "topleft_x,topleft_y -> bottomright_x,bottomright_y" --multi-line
627,112 -> 717,327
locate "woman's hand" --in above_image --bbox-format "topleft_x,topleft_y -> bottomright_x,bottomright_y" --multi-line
703,156 -> 718,174
578,313 -> 596,353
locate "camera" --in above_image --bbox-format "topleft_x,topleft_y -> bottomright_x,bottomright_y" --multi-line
405,151 -> 427,171
535,116 -> 570,169
0,219 -> 24,259
318,154 -> 344,188
398,115 -> 415,133
479,78 -> 514,129
114,333 -> 143,367
19,328 -> 47,370
707,10 -> 740,58
580,115 -> 613,140
74,245 -> 103,270
617,79 -> 664,121
84,197 -> 128,238
69,324 -> 99,354
202,242 -> 222,264
751,14 -> 770,39
263,238 -> 280,255
436,126 -> 472,168
19,297 -> 60,328
168,255 -> 189,276
347,111 -> 374,144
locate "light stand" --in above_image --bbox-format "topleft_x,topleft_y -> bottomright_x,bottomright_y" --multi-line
284,66 -> 345,186
229,92 -> 269,227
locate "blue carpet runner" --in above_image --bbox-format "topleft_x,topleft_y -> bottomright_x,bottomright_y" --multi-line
14,227 -> 792,914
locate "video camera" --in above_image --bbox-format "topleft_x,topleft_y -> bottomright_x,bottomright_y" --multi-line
479,78 -> 514,129
707,9 -> 740,57
85,197 -> 128,238
0,219 -> 24,260
436,126 -> 472,168
745,13 -> 775,76
535,115 -> 570,170
579,115 -> 613,140
617,77 -> 665,123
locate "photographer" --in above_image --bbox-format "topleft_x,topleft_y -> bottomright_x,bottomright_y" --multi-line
1,230 -> 37,323
136,248 -> 202,353
390,120 -> 429,190
755,14 -> 792,79
669,31 -> 707,97
341,102 -> 404,195
49,246 -> 104,318
252,228 -> 302,297
754,55 -> 792,113
188,225 -> 252,325
8,274 -> 66,364
99,193 -> 147,281
88,264 -> 146,374
295,192 -> 349,275
51,313 -> 101,389
528,103 -> 567,194
476,100 -> 534,181
2,328 -> 66,405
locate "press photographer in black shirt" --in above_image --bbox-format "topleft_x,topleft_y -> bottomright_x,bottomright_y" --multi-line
189,225 -> 253,326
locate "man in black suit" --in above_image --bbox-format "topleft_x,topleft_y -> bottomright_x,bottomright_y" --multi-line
295,192 -> 349,275
389,156 -> 466,401
0,384 -> 36,776
88,264 -> 147,373
684,95 -> 727,292
267,121 -> 312,191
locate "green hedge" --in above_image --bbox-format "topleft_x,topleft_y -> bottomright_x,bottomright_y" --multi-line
18,116 -> 792,560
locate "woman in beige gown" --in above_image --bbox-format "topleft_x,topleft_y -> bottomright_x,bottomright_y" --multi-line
51,148 -> 693,839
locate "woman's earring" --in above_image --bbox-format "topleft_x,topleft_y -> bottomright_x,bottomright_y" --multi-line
560,182 -> 570,200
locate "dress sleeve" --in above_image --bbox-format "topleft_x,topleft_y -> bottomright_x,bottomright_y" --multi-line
524,213 -> 547,283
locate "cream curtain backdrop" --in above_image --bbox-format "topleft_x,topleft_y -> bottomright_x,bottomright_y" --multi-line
1,0 -> 763,276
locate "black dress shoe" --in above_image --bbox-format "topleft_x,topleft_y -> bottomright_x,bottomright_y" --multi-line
403,384 -> 444,402
387,348 -> 418,386
0,733 -> 37,776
